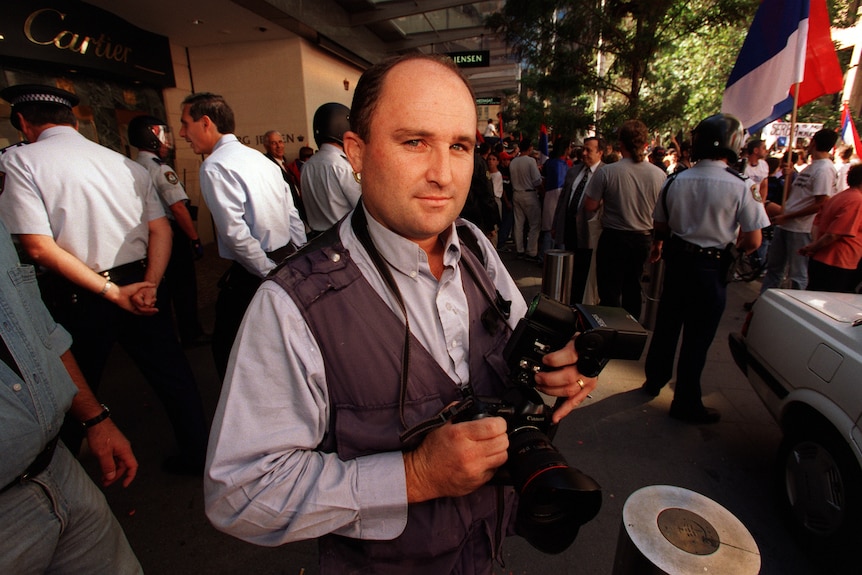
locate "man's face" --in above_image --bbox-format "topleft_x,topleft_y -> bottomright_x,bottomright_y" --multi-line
582,140 -> 602,166
179,104 -> 213,155
753,142 -> 766,160
343,59 -> 476,245
264,133 -> 285,159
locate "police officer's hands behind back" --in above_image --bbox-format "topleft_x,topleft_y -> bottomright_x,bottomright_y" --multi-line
106,281 -> 159,315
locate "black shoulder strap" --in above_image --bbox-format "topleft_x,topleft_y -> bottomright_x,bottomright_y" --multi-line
456,222 -> 487,268
661,171 -> 680,220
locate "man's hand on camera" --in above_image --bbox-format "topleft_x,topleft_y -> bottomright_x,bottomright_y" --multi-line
534,339 -> 597,423
403,417 -> 508,503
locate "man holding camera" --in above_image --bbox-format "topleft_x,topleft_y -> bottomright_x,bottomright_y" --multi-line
204,54 -> 596,574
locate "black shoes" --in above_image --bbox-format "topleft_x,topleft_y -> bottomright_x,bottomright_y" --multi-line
669,405 -> 721,424
640,382 -> 662,397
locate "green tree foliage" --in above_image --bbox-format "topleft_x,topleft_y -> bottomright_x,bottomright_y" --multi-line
489,0 -> 853,141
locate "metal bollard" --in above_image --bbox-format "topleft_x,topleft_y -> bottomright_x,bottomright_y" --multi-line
612,485 -> 760,575
541,250 -> 574,305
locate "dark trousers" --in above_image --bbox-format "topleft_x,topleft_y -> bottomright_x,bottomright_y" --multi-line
807,258 -> 858,293
569,247 -> 593,304
497,197 -> 514,248
44,277 -> 208,464
212,263 -> 261,381
166,221 -> 204,343
595,229 -> 651,320
643,251 -> 726,410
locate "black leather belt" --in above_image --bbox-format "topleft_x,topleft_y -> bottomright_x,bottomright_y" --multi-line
99,259 -> 147,286
0,434 -> 60,495
668,236 -> 724,259
603,228 -> 653,236
266,243 -> 297,266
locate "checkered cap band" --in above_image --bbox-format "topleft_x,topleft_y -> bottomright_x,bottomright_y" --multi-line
9,92 -> 75,108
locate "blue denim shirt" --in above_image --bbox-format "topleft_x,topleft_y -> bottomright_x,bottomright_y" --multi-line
0,219 -> 75,486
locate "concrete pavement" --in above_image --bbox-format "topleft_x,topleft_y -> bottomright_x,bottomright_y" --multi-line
83,246 -> 819,574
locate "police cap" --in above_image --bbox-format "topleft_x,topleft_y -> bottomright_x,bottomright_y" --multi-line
1,84 -> 80,130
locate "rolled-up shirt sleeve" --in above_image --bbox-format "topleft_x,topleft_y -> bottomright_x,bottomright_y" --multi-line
204,281 -> 408,545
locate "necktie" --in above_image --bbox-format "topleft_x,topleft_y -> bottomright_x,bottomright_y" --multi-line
569,167 -> 590,214
565,167 -> 590,249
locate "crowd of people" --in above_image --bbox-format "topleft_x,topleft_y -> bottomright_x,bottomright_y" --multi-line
1,52 -> 862,573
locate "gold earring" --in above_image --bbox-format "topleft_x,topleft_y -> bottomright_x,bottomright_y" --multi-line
353,171 -> 362,184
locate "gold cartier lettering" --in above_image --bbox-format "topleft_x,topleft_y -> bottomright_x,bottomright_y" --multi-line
24,8 -> 132,63
24,8 -> 57,45
54,30 -> 90,53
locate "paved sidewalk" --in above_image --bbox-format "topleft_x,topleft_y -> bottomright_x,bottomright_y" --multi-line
84,246 -> 817,574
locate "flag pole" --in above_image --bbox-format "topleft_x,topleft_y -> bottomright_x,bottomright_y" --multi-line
782,82 -> 802,206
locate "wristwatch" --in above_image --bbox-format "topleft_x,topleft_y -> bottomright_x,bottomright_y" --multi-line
81,404 -> 111,429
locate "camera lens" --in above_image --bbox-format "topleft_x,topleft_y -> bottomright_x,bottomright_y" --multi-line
506,427 -> 602,554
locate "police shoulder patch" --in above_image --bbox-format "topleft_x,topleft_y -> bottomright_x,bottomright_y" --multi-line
165,171 -> 179,185
750,183 -> 762,202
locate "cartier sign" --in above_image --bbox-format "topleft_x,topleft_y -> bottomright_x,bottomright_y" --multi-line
0,1 -> 175,87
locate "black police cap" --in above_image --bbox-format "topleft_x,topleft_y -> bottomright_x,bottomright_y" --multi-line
1,84 -> 79,109
1,84 -> 79,130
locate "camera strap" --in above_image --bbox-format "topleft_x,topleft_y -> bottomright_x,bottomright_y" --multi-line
456,225 -> 512,333
351,202 -> 413,432
398,395 -> 477,445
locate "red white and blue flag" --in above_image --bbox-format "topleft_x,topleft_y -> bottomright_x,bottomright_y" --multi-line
538,124 -> 549,157
722,0 -> 843,133
841,102 -> 862,156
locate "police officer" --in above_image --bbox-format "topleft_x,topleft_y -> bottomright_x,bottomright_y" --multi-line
128,115 -> 208,348
0,85 -> 209,474
301,102 -> 362,234
641,114 -> 770,424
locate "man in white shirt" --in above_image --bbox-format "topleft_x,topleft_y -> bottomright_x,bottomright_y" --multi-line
743,139 -> 769,184
760,129 -> 838,292
179,92 -> 306,379
301,103 -> 362,234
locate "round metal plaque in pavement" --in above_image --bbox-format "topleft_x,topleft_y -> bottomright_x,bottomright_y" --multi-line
657,507 -> 720,555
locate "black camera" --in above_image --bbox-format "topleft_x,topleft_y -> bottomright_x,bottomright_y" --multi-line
449,294 -> 647,554
506,293 -> 648,383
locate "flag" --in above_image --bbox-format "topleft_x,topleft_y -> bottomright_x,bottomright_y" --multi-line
538,124 -> 549,157
797,0 -> 844,107
841,102 -> 862,157
722,0 -> 842,133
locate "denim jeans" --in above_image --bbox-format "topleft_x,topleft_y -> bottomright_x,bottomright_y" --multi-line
760,227 -> 811,292
0,442 -> 142,574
